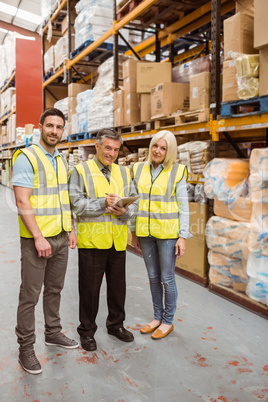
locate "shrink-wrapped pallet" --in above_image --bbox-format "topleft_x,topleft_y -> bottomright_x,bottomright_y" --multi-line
208,251 -> 248,292
187,183 -> 195,202
246,277 -> 268,306
248,203 -> 268,255
44,46 -> 54,74
54,36 -> 68,70
249,148 -> 268,203
214,197 -> 252,222
203,158 -> 249,206
194,183 -> 208,204
206,216 -> 249,260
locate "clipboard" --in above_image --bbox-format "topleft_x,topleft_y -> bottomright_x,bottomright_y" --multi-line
112,195 -> 140,208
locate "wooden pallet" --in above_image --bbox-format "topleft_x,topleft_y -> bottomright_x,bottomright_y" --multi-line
116,120 -> 154,134
153,116 -> 177,129
221,95 -> 268,117
117,0 -> 144,21
209,283 -> 268,319
175,108 -> 210,125
175,266 -> 208,287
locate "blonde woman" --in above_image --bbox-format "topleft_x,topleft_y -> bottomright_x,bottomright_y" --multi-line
131,130 -> 191,339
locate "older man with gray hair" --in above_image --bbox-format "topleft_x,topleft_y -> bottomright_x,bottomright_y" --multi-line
69,128 -> 138,352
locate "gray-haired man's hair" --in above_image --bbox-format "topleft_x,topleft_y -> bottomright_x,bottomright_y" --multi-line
96,128 -> 123,145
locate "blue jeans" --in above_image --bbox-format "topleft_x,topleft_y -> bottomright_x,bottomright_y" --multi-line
139,236 -> 178,325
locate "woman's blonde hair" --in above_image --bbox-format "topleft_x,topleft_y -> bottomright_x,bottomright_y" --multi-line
148,130 -> 177,169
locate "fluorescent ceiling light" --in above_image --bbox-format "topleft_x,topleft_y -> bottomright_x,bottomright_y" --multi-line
0,2 -> 42,25
0,27 -> 9,33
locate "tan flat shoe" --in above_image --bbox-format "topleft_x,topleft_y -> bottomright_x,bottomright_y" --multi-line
140,323 -> 160,334
151,324 -> 174,339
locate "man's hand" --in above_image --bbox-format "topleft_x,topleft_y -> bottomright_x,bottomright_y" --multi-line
131,232 -> 141,251
68,229 -> 77,249
105,193 -> 121,208
106,204 -> 129,216
175,238 -> 186,258
34,235 -> 52,258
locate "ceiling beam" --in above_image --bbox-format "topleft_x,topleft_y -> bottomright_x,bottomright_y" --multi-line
0,21 -> 40,39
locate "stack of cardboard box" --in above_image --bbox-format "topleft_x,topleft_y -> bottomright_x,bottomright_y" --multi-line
254,0 -> 268,95
222,1 -> 257,102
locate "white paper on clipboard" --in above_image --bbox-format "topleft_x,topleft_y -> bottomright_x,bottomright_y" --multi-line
112,195 -> 140,208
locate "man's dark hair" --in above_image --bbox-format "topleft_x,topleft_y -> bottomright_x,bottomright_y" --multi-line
96,128 -> 123,146
40,108 -> 66,126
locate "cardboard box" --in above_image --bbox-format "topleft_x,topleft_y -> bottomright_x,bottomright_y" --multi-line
236,0 -> 254,15
68,83 -> 91,98
123,76 -> 137,94
68,96 -> 77,120
124,92 -> 139,110
254,0 -> 268,49
122,59 -> 143,79
139,94 -> 151,122
190,72 -> 210,110
113,89 -> 124,110
259,47 -> 268,96
137,62 -> 172,93
224,12 -> 257,60
114,108 -> 125,127
124,107 -> 140,125
151,82 -> 189,119
176,236 -> 208,278
222,60 -> 240,102
189,202 -> 209,239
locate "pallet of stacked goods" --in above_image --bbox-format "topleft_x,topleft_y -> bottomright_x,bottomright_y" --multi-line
203,154 -> 268,317
175,141 -> 210,285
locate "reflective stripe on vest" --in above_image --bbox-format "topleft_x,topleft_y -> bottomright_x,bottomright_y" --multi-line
133,162 -> 187,239
12,145 -> 72,238
75,159 -> 130,251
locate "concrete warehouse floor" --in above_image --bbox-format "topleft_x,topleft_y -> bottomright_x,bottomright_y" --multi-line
0,185 -> 267,402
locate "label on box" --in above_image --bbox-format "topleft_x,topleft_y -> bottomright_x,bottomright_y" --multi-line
192,87 -> 198,99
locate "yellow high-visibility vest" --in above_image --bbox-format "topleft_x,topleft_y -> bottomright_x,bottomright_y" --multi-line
133,162 -> 187,239
12,145 -> 72,238
75,159 -> 131,251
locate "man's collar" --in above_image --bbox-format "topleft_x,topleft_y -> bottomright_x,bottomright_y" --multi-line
36,142 -> 60,157
93,155 -> 111,171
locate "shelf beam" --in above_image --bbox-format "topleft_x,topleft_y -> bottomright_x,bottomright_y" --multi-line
0,71 -> 15,95
42,0 -> 68,34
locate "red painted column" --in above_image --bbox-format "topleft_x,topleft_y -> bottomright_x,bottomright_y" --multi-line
16,37 -> 43,128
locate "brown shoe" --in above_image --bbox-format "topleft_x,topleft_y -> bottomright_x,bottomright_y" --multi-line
140,323 -> 160,334
151,324 -> 174,339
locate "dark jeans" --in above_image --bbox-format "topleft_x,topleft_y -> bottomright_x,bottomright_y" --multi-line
77,245 -> 126,337
16,232 -> 69,351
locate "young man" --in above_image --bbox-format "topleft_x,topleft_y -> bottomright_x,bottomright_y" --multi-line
12,108 -> 78,375
69,128 -> 138,352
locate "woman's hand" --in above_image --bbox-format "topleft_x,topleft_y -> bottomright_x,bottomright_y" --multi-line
131,231 -> 141,251
175,237 -> 186,258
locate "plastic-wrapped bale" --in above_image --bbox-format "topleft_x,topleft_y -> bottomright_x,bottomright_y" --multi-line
76,89 -> 93,133
0,45 -> 8,89
249,148 -> 268,203
194,183 -> 208,204
246,277 -> 268,306
4,34 -> 16,78
214,197 -> 252,222
54,36 -> 68,70
206,216 -> 249,260
234,54 -> 259,100
44,46 -> 54,74
208,251 -> 248,292
187,183 -> 195,202
247,252 -> 268,285
86,57 -> 116,132
248,203 -> 268,255
203,158 -> 249,206
188,141 -> 210,175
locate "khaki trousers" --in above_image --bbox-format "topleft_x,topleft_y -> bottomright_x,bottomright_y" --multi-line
16,231 -> 68,351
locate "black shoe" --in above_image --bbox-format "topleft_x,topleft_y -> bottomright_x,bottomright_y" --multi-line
107,327 -> 134,342
80,336 -> 97,351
